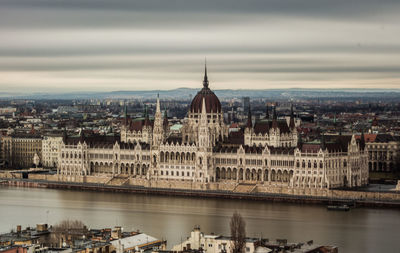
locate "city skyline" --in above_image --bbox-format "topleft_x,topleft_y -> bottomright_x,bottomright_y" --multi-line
1,0 -> 400,92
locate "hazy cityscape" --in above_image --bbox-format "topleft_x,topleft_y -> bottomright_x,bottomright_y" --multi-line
1,1 -> 400,253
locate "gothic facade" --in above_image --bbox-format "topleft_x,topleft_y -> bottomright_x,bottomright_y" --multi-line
58,66 -> 369,189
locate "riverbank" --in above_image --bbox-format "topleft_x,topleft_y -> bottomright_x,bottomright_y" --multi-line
1,174 -> 400,208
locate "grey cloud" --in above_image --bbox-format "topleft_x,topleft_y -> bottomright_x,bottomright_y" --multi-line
0,0 -> 400,92
1,44 -> 400,58
1,0 -> 400,30
2,0 -> 399,15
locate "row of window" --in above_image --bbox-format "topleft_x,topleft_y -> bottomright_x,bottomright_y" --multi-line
215,158 -> 238,165
160,170 -> 194,177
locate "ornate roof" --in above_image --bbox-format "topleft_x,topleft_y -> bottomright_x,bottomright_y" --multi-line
190,64 -> 221,113
253,120 -> 290,134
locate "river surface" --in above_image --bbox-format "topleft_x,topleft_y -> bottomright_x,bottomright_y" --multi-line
0,186 -> 399,253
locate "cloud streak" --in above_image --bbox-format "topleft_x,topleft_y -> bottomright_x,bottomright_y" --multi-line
0,0 -> 400,92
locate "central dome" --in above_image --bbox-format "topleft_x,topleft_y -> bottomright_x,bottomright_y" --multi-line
190,65 -> 222,113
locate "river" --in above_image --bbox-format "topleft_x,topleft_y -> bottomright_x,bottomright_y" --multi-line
0,186 -> 399,253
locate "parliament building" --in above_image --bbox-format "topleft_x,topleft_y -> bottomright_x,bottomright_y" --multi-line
58,66 -> 369,189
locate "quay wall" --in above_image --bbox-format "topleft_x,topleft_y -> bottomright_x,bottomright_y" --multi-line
1,172 -> 399,207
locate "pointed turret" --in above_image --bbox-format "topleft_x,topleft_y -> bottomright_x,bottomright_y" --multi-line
152,94 -> 164,146
163,109 -> 168,128
321,133 -> 326,150
289,104 -> 295,129
360,129 -> 366,151
198,97 -> 210,148
246,105 -> 252,128
201,97 -> 207,124
62,127 -> 68,143
297,133 -> 303,149
156,93 -> 161,113
79,128 -> 85,143
144,105 -> 150,126
124,104 -> 128,126
203,59 -> 209,88
272,106 -> 278,129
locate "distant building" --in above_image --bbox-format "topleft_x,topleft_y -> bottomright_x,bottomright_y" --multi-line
242,97 -> 250,112
0,107 -> 17,115
1,133 -> 42,168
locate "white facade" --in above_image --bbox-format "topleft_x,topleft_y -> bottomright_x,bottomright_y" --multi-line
42,135 -> 64,168
171,226 -> 260,253
57,68 -> 369,189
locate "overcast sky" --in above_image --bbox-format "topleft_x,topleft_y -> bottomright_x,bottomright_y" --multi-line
1,0 -> 400,92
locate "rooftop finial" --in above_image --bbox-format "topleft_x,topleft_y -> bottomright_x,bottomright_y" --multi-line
203,58 -> 209,88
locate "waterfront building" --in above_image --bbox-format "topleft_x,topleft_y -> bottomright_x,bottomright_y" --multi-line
57,66 -> 369,189
42,134 -> 64,168
1,133 -> 42,168
359,134 -> 400,173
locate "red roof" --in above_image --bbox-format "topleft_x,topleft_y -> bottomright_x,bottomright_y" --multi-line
355,134 -> 377,143
190,87 -> 221,113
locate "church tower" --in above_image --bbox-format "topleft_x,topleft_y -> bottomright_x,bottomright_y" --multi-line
198,97 -> 210,149
152,94 -> 164,147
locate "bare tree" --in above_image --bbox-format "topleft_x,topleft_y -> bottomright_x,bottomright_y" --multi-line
50,219 -> 88,247
230,211 -> 246,253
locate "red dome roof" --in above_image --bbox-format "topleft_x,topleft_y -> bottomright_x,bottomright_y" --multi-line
190,64 -> 221,113
190,87 -> 221,113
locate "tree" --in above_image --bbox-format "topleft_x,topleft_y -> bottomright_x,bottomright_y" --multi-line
50,219 -> 88,247
230,211 -> 246,253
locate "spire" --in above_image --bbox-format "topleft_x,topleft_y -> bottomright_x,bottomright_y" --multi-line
265,105 -> 269,119
297,133 -> 302,149
79,128 -> 85,143
289,104 -> 295,129
360,129 -> 366,151
144,105 -> 150,126
156,93 -> 161,114
62,127 -> 68,143
246,105 -> 252,128
272,105 -> 278,129
124,104 -> 128,126
163,109 -> 168,128
201,97 -> 207,117
203,59 -> 209,88
321,133 -> 326,150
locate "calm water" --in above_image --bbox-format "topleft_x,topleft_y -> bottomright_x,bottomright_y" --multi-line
0,186 -> 399,253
